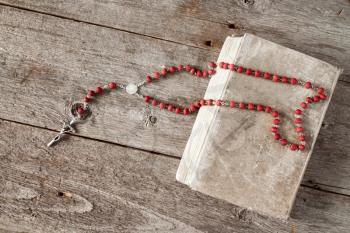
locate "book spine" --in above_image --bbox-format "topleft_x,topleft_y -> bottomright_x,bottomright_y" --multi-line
176,35 -> 245,186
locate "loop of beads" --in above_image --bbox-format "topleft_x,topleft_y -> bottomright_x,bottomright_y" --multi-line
77,61 -> 327,152
216,61 -> 327,151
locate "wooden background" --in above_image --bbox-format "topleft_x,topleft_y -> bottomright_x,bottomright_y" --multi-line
0,0 -> 349,232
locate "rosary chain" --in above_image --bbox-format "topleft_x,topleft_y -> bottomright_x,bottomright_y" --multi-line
48,62 -> 327,152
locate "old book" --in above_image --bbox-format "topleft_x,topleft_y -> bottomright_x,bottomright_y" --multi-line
176,33 -> 342,219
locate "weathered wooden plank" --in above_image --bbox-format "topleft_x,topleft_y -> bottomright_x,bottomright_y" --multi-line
303,80 -> 350,193
0,119 -> 350,233
0,5 -> 349,194
0,5 -> 214,157
0,0 -> 349,81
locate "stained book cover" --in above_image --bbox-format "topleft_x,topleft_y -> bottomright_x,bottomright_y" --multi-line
176,33 -> 342,219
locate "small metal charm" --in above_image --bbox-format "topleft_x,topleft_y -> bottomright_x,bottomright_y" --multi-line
47,102 -> 90,147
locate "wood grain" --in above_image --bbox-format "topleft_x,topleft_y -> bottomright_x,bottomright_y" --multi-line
0,1 -> 349,232
0,0 -> 349,81
0,5 -> 349,195
1,119 -> 350,233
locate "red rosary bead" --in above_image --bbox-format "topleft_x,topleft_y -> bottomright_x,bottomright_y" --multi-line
202,70 -> 208,77
272,75 -> 279,82
151,99 -> 157,106
216,100 -> 222,106
245,68 -> 252,75
207,69 -> 215,75
169,66 -> 177,73
108,82 -> 117,89
167,104 -> 174,112
271,127 -> 278,133
83,96 -> 90,103
239,103 -> 245,109
257,105 -> 264,111
271,111 -> 279,117
175,107 -> 181,114
178,64 -> 184,71
295,127 -> 303,133
77,107 -> 84,115
304,82 -> 312,89
274,134 -> 281,140
263,72 -> 270,79
219,62 -> 225,68
95,86 -> 103,94
185,65 -> 191,72
319,94 -> 327,100
183,108 -> 189,115
87,90 -> 95,97
299,135 -> 305,141
306,97 -> 313,103
161,68 -> 167,76
280,139 -> 288,146
248,103 -> 254,110
229,100 -> 235,108
265,106 -> 272,113
190,68 -> 196,75
294,118 -> 302,124
254,70 -> 260,77
143,96 -> 150,103
281,76 -> 288,83
190,104 -> 197,112
290,144 -> 297,151
295,109 -> 302,115
300,102 -> 307,109
159,102 -> 165,109
313,95 -> 320,102
298,144 -> 305,151
153,71 -> 160,79
145,75 -> 152,83
223,63 -> 228,69
290,78 -> 297,85
229,64 -> 234,71
194,102 -> 200,108
273,119 -> 280,125
196,70 -> 203,77
237,66 -> 243,73
317,87 -> 324,94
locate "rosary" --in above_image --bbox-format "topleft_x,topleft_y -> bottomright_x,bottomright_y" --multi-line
47,61 -> 327,152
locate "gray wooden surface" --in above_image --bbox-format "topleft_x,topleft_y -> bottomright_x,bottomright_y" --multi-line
0,1 -> 349,232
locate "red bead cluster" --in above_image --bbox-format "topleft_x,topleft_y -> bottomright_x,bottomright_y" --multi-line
218,61 -> 328,151
78,61 -> 328,153
139,63 -> 217,115
145,63 -> 216,84
78,64 -> 216,115
77,82 -> 118,116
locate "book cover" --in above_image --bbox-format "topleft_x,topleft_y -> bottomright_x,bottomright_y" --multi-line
176,33 -> 342,219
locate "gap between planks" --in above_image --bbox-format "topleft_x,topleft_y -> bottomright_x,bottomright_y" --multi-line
1,118 -> 350,233
1,117 -> 349,198
0,117 -> 180,161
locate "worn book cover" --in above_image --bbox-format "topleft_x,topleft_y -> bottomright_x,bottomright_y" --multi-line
176,33 -> 342,219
